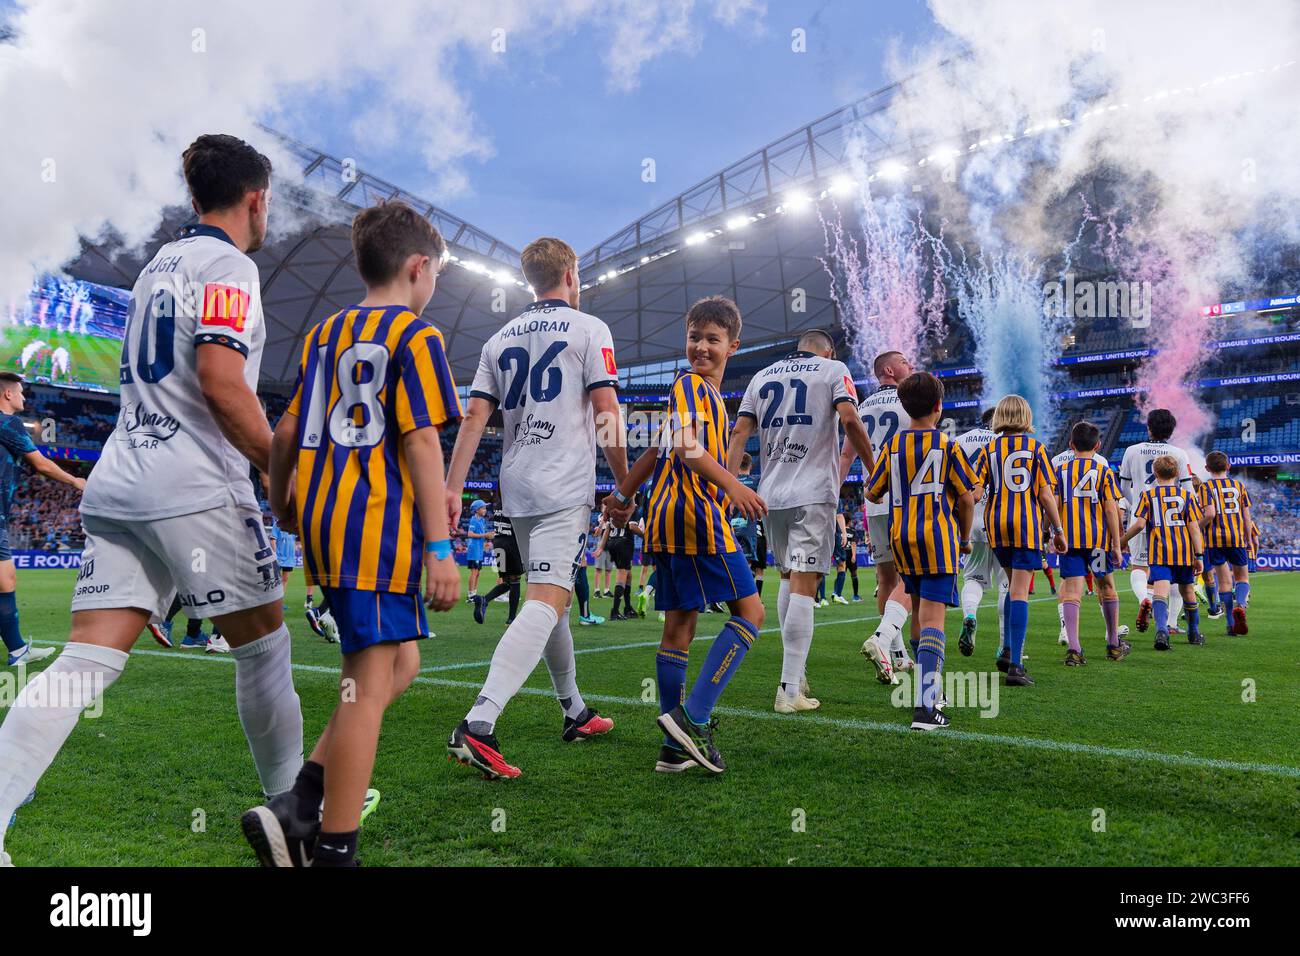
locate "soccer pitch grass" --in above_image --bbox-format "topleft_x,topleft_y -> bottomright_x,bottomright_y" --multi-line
4,568 -> 1298,867
1,325 -> 123,394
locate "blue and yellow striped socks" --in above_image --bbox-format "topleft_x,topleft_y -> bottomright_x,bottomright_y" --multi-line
917,627 -> 945,711
656,648 -> 689,746
683,616 -> 758,725
1009,599 -> 1029,664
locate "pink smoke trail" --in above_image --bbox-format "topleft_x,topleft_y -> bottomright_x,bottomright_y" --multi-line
820,182 -> 947,379
1085,201 -> 1217,443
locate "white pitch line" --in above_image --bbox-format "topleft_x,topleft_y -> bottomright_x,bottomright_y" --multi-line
415,592 -> 1064,673
29,639 -> 1300,781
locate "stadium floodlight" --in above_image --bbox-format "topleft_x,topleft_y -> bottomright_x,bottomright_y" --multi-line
685,231 -> 709,245
829,175 -> 856,196
726,215 -> 751,230
877,161 -> 908,181
783,190 -> 812,210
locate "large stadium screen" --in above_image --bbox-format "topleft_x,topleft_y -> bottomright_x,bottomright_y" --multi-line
2,275 -> 129,394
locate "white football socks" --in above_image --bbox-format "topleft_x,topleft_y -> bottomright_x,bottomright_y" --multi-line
468,600 -> 559,731
230,624 -> 303,797
1131,568 -> 1149,604
1169,590 -> 1184,626
541,610 -> 586,719
882,599 -> 909,654
961,578 -> 983,618
0,642 -> 127,852
777,577 -> 792,631
781,594 -> 815,696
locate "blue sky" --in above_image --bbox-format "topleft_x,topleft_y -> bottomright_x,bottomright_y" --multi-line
280,1 -> 937,254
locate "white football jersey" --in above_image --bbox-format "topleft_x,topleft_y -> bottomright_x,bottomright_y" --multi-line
737,351 -> 856,510
958,426 -> 998,537
81,225 -> 266,522
470,299 -> 618,517
1118,440 -> 1192,509
1051,449 -> 1111,472
854,385 -> 908,517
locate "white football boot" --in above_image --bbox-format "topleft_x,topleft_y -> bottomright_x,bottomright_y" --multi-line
861,632 -> 895,684
774,686 -> 821,713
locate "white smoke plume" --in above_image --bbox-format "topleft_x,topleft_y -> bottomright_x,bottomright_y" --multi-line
0,0 -> 764,300
876,0 -> 1300,440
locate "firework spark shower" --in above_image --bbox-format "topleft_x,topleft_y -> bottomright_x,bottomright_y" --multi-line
820,165 -> 947,380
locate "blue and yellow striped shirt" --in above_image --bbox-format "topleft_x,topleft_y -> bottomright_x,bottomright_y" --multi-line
287,305 -> 461,592
972,434 -> 1056,549
1057,455 -> 1122,551
1134,485 -> 1203,567
1199,477 -> 1252,549
865,429 -> 977,575
646,371 -> 738,555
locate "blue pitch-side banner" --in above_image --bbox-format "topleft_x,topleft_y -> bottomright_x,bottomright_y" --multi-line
16,547 -> 1300,572
1228,451 -> 1300,466
12,550 -> 83,569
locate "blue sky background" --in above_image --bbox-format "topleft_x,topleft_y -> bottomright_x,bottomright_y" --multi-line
279,1 -> 937,254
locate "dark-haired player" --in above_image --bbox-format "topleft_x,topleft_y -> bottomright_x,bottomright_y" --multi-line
1055,421 -> 1129,663
865,371 -> 976,730
1118,408 -> 1193,634
0,372 -> 85,666
0,134 -> 304,866
1200,451 -> 1254,636
1121,455 -> 1204,650
729,328 -> 873,713
607,297 -> 766,772
245,200 -> 461,867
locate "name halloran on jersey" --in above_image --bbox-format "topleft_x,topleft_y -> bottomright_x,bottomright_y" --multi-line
469,298 -> 618,518
737,350 -> 856,510
81,224 -> 266,522
854,384 -> 908,518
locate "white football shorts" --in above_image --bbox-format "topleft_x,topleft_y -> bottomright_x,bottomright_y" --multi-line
510,504 -> 592,591
765,503 -> 837,575
72,498 -> 284,620
867,513 -> 893,565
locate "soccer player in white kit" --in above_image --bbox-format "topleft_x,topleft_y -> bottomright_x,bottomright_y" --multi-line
445,237 -> 629,779
838,350 -> 916,683
956,408 -> 999,658
0,135 -> 303,866
728,330 -> 874,714
1118,409 -> 1193,634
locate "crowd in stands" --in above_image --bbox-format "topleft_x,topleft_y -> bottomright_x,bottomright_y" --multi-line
8,472 -> 85,550
1252,480 -> 1300,554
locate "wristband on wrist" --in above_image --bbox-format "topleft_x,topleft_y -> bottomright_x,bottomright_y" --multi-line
425,539 -> 452,559
612,488 -> 629,504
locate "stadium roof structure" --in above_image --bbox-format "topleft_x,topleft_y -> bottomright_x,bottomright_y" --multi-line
64,80 -> 928,388
576,82 -> 908,370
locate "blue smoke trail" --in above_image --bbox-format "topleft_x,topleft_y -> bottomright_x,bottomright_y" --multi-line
947,246 -> 1065,430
